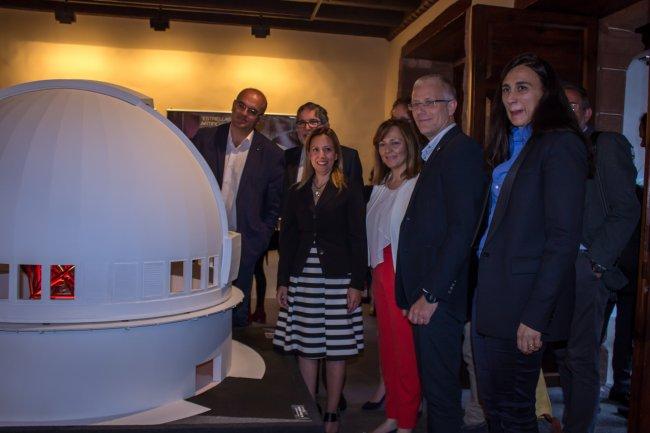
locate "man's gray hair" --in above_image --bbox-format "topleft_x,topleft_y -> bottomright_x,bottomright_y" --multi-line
297,102 -> 329,125
413,74 -> 457,100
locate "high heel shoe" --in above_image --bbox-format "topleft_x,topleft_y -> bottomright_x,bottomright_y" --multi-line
323,411 -> 339,433
361,393 -> 385,410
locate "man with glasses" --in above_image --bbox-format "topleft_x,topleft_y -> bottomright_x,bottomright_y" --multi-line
277,102 -> 363,193
193,88 -> 284,327
558,83 -> 639,432
395,75 -> 487,433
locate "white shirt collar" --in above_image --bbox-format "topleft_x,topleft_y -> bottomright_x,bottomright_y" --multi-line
227,127 -> 255,153
421,123 -> 456,161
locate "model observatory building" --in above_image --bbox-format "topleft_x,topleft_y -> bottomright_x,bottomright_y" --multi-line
0,80 -> 242,424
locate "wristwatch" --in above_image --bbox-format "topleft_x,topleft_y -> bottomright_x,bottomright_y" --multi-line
421,288 -> 438,304
591,261 -> 607,274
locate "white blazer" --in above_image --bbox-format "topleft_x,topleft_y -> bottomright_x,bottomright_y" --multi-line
366,175 -> 418,271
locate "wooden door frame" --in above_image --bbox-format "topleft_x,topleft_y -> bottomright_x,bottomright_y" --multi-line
629,20 -> 650,433
396,0 -> 470,101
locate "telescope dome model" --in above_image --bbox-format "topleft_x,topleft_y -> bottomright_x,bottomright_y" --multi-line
0,80 -> 242,424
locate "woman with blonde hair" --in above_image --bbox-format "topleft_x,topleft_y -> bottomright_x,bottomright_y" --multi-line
274,126 -> 366,433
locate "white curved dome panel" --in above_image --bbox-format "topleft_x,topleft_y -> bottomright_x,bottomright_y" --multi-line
0,80 -> 235,323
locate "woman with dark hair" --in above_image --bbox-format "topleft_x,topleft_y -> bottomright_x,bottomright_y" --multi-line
366,119 -> 421,433
273,126 -> 366,433
472,52 -> 589,432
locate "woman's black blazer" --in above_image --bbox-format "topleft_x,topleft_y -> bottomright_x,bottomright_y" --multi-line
475,130 -> 588,342
277,179 -> 367,289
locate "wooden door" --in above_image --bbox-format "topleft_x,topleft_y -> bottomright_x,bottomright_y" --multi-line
468,4 -> 598,145
629,46 -> 650,433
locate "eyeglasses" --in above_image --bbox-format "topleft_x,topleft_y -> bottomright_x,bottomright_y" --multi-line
233,100 -> 262,117
408,99 -> 452,110
569,102 -> 580,112
296,119 -> 322,128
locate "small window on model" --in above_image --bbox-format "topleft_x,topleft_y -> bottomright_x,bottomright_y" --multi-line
19,265 -> 42,300
192,259 -> 202,291
208,256 -> 217,287
0,264 -> 8,299
170,261 -> 184,293
50,265 -> 75,300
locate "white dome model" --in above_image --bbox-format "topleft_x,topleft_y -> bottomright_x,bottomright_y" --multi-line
0,80 -> 242,424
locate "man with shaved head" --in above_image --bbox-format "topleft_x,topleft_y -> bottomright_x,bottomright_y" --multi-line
193,88 -> 284,327
395,74 -> 487,433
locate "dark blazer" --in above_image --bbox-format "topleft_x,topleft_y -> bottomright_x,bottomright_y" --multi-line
277,179 -> 367,289
582,129 -> 640,288
395,125 -> 487,321
280,131 -> 364,193
475,130 -> 588,341
192,123 -> 285,267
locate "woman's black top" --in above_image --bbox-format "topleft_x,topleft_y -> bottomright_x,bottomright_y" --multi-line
277,179 -> 367,289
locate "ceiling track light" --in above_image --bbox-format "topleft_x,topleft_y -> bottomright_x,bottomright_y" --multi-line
251,18 -> 270,39
150,8 -> 169,31
54,2 -> 76,24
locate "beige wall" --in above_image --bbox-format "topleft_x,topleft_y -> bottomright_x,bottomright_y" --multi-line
1,2 -> 518,174
0,9 -> 390,177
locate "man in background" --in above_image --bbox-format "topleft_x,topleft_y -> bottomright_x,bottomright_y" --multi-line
278,102 -> 363,193
559,83 -> 640,433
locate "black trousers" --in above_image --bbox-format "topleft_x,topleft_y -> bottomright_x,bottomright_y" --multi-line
554,253 -> 610,433
412,304 -> 464,433
253,254 -> 267,312
472,322 -> 544,433
602,285 -> 636,395
232,258 -> 256,327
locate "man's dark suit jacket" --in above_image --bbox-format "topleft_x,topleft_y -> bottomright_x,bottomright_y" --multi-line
279,131 -> 364,194
582,129 -> 640,289
395,125 -> 487,321
277,180 -> 367,290
475,130 -> 588,341
192,123 -> 285,268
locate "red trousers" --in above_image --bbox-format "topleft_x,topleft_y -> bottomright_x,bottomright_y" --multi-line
372,245 -> 421,428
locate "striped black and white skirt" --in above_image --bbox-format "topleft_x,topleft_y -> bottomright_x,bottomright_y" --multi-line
273,246 -> 364,360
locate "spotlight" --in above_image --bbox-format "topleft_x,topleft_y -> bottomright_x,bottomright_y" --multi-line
251,24 -> 270,38
150,13 -> 169,31
54,5 -> 76,24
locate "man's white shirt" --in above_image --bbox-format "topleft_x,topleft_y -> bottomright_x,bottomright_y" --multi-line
421,123 -> 456,162
222,127 -> 254,231
296,146 -> 306,183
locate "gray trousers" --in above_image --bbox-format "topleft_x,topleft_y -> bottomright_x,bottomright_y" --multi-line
555,253 -> 610,433
463,322 -> 486,426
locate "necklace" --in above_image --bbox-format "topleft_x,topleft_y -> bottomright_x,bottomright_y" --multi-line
312,178 -> 328,199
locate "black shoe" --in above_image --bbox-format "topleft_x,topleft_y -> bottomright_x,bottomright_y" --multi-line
338,394 -> 347,412
361,394 -> 385,410
608,389 -> 630,407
